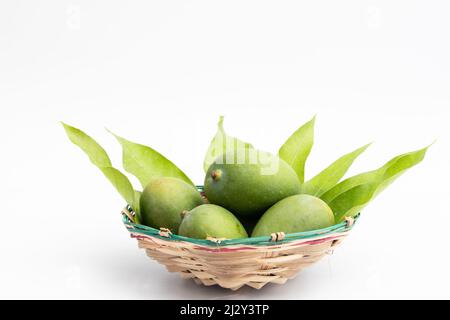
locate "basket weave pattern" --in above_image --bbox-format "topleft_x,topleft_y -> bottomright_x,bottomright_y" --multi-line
122,205 -> 356,290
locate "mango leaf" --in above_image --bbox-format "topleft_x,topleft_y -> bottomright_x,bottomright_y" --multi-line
133,190 -> 142,222
328,181 -> 381,222
321,170 -> 378,204
134,190 -> 142,208
203,116 -> 254,172
99,167 -> 136,209
301,143 -> 371,196
62,122 -> 111,167
279,115 -> 315,183
62,123 -> 138,210
322,145 -> 431,222
374,144 -> 431,197
109,131 -> 194,187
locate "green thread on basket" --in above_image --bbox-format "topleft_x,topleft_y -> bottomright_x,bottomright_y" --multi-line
122,211 -> 358,247
122,186 -> 358,247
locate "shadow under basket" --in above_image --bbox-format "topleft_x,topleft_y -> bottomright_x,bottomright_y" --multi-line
122,188 -> 359,291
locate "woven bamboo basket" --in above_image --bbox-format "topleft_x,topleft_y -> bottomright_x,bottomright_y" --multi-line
122,187 -> 358,290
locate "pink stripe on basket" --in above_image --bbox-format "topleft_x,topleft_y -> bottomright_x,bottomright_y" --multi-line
194,246 -> 257,253
194,234 -> 347,253
296,235 -> 344,246
130,232 -> 348,252
131,234 -> 153,241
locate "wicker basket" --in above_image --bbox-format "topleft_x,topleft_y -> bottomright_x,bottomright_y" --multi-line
122,187 -> 358,291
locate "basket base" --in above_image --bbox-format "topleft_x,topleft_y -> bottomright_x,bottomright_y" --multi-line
136,233 -> 348,290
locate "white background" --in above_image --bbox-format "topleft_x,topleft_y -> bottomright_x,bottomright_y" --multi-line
1,1 -> 449,299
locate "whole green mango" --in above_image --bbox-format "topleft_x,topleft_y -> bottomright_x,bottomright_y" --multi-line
139,177 -> 204,233
178,204 -> 248,240
204,150 -> 300,217
252,194 -> 335,237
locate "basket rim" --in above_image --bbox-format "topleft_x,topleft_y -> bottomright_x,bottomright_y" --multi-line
123,214 -> 357,247
122,185 -> 359,247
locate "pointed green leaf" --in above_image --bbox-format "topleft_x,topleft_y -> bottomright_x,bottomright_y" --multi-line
99,167 -> 136,208
301,143 -> 371,196
374,145 -> 431,197
62,123 -> 138,209
110,131 -> 194,187
328,181 -> 380,222
133,190 -> 142,220
320,170 -> 378,204
279,115 -> 315,183
134,190 -> 142,207
322,145 -> 431,221
203,116 -> 254,172
62,123 -> 111,167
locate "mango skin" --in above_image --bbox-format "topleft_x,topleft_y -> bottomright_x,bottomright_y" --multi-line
252,194 -> 335,237
178,204 -> 248,240
139,177 -> 204,233
204,151 -> 301,217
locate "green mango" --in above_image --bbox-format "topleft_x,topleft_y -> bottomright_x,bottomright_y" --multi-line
252,194 -> 335,237
204,150 -> 301,217
178,204 -> 248,240
139,177 -> 204,233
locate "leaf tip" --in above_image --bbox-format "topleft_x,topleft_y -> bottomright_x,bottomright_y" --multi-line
218,115 -> 225,129
419,141 -> 435,157
414,142 -> 434,156
428,139 -> 437,148
362,142 -> 373,151
61,121 -> 71,130
61,122 -> 78,137
106,128 -> 122,142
